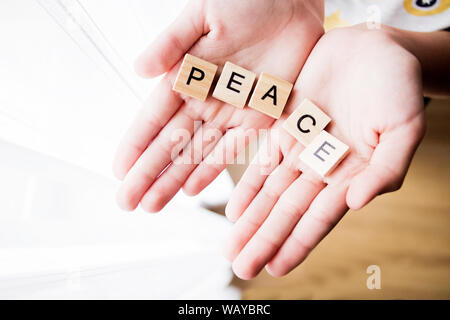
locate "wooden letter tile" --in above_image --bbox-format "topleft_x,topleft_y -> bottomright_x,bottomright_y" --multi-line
298,130 -> 349,177
282,99 -> 331,146
212,62 -> 256,108
173,54 -> 218,101
248,72 -> 293,119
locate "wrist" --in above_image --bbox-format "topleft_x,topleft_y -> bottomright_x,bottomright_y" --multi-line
387,26 -> 450,98
385,26 -> 422,60
293,0 -> 324,25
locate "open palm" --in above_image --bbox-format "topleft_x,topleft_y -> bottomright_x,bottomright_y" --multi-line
225,25 -> 426,279
113,0 -> 324,212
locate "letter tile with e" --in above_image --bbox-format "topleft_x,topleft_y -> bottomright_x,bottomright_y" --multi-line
213,62 -> 256,108
299,130 -> 349,177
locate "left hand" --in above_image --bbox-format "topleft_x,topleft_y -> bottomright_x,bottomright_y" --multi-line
224,25 -> 426,279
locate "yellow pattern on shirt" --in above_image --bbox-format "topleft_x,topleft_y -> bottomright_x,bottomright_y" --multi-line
324,9 -> 350,32
403,0 -> 450,16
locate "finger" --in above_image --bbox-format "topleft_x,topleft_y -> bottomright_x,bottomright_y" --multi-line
182,126 -> 258,197
225,131 -> 283,222
223,157 -> 301,262
135,0 -> 205,78
266,183 -> 348,277
231,172 -> 325,280
116,108 -> 195,211
113,78 -> 183,180
346,114 -> 425,210
140,123 -> 223,213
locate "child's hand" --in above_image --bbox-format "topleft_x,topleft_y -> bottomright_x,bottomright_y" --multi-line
113,0 -> 324,212
224,25 -> 426,279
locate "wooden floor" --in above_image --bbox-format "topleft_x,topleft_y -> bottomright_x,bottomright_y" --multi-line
227,99 -> 450,299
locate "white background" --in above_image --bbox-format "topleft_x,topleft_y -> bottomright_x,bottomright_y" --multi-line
0,0 -> 238,299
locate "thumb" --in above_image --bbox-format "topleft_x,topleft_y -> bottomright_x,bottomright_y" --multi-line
346,114 -> 425,210
135,0 -> 205,78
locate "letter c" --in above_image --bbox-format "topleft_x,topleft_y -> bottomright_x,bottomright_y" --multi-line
297,114 -> 316,133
